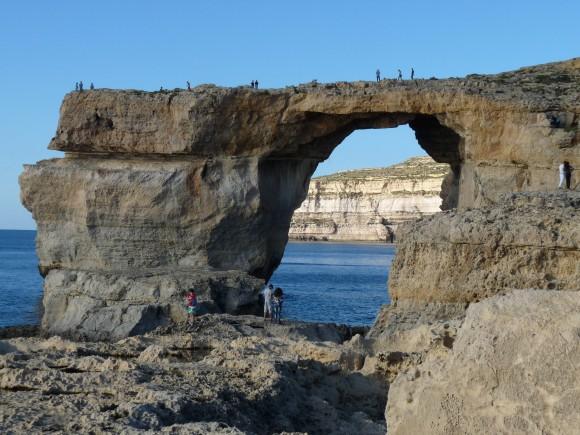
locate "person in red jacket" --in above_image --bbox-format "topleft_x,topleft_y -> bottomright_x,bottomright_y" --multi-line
184,289 -> 199,325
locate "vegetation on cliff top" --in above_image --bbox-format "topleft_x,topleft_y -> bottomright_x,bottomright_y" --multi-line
313,156 -> 449,181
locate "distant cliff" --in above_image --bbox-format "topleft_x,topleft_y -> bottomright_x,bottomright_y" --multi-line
289,156 -> 449,241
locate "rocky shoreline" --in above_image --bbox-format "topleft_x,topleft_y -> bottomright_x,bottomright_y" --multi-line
0,315 -> 387,434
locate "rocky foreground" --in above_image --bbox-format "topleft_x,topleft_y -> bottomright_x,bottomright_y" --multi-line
2,289 -> 580,434
1,316 -> 388,434
289,157 -> 448,241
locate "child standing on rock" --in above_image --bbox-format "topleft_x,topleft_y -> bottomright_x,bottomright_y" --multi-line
184,289 -> 199,325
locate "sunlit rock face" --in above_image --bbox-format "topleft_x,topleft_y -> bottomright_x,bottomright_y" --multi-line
20,58 -> 580,337
289,157 -> 449,241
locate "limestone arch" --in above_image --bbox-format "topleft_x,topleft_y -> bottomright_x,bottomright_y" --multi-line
251,113 -> 462,280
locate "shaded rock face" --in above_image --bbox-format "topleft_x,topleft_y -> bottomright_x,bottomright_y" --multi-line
20,59 -> 579,337
289,156 -> 449,241
386,290 -> 580,435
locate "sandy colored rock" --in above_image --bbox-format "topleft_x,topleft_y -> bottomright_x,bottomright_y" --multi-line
386,290 -> 580,435
390,191 -> 580,305
289,156 -> 449,241
0,315 -> 386,434
19,59 -> 580,338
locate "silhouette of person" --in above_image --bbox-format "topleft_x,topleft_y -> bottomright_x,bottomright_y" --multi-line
75,82 -> 79,91
411,68 -> 415,80
376,69 -> 381,82
90,82 -> 94,90
160,86 -> 163,91
187,81 -> 191,91
255,80 -> 259,89
251,80 -> 255,88
559,161 -> 573,189
397,69 -> 402,80
79,81 -> 84,92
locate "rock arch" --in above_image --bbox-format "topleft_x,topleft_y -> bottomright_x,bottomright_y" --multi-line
20,59 -> 580,338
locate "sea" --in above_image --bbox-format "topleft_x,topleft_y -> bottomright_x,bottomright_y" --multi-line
0,230 -> 393,328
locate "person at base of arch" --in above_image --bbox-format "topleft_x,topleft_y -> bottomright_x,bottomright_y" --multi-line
184,289 -> 199,326
262,284 -> 273,320
272,287 -> 284,324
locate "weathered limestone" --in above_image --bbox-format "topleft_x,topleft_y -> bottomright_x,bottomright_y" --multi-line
390,191 -> 580,306
20,58 -> 580,337
0,316 -> 387,434
387,290 -> 580,435
289,156 -> 449,241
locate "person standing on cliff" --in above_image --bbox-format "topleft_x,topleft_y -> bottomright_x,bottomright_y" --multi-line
397,69 -> 402,80
376,69 -> 381,82
79,81 -> 83,92
262,284 -> 273,320
559,161 -> 573,189
187,81 -> 191,91
90,82 -> 94,90
255,80 -> 259,89
75,82 -> 79,91
411,68 -> 415,80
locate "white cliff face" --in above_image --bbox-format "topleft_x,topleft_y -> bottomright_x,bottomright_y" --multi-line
289,156 -> 449,241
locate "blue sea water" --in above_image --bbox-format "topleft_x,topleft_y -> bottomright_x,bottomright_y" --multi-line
0,230 -> 43,328
0,230 -> 393,328
270,242 -> 393,326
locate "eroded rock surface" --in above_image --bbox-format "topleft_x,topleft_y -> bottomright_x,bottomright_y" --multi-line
387,290 -> 580,435
20,58 -> 580,338
0,315 -> 387,434
390,191 -> 580,306
289,157 -> 448,241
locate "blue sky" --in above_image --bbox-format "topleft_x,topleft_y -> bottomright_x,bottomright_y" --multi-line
0,1 -> 578,229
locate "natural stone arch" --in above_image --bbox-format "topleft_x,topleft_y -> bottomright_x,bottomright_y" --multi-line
253,113 -> 462,279
20,59 -> 580,338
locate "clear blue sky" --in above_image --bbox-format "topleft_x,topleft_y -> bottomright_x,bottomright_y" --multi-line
1,1 -> 578,229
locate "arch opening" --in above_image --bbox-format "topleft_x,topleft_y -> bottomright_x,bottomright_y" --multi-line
262,120 -> 458,324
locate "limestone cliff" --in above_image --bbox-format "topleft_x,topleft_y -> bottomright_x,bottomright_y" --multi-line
368,191 -> 580,434
289,156 -> 449,241
19,58 -> 580,338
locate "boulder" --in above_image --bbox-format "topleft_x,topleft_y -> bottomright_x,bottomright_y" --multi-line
387,290 -> 580,435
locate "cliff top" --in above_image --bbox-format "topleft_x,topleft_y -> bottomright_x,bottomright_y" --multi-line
49,57 -> 580,159
312,156 -> 450,181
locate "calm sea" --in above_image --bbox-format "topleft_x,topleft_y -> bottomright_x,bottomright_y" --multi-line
0,230 -> 393,328
271,241 -> 393,326
0,230 -> 43,328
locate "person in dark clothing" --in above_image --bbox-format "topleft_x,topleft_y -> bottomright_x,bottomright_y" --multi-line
251,80 -> 255,88
272,287 -> 284,324
397,69 -> 402,80
187,81 -> 191,91
75,82 -> 79,91
562,161 -> 573,189
549,115 -> 561,128
90,82 -> 94,90
411,68 -> 415,80
79,81 -> 83,92
376,69 -> 381,82
255,80 -> 259,89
